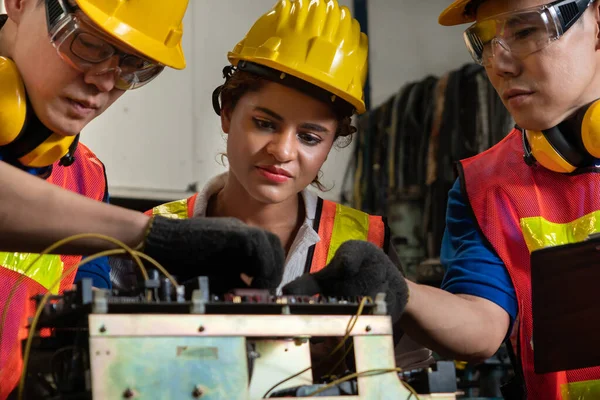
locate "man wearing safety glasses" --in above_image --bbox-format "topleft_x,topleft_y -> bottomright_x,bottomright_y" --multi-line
0,0 -> 285,398
398,0 -> 600,399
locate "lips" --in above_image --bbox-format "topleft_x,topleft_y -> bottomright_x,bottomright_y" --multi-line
68,98 -> 100,110
503,88 -> 534,101
257,165 -> 293,178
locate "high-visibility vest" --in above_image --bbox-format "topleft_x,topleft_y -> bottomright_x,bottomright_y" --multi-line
0,143 -> 107,399
461,128 -> 600,399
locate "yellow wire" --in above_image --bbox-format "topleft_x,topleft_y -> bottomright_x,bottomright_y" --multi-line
401,374 -> 424,399
17,248 -> 125,400
0,232 -> 174,399
323,341 -> 354,379
328,296 -> 369,356
0,233 -> 147,349
17,246 -> 177,400
262,297 -> 370,398
135,252 -> 178,289
306,367 -> 421,399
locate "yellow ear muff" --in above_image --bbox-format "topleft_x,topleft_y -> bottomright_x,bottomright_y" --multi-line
19,133 -> 76,168
525,130 -> 577,173
0,56 -> 27,146
581,100 -> 600,158
0,56 -> 77,168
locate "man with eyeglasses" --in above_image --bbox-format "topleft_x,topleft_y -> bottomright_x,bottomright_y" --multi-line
396,0 -> 600,398
0,0 -> 285,397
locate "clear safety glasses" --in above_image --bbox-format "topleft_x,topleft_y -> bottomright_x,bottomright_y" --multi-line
464,0 -> 593,66
45,0 -> 164,90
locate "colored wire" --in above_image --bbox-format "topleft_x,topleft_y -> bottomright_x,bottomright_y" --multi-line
0,233 -> 146,350
305,367 -> 421,399
18,248 -> 124,399
7,233 -> 177,400
262,296 -> 370,398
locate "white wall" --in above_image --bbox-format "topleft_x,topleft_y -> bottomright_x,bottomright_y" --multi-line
368,0 -> 471,108
81,0 -> 471,202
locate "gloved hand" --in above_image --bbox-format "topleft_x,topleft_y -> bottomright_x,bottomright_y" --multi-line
142,215 -> 285,294
282,240 -> 409,324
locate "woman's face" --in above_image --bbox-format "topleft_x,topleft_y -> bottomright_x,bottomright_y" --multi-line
222,81 -> 338,204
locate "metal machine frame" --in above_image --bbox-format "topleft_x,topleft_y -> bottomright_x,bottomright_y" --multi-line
26,278 -> 457,399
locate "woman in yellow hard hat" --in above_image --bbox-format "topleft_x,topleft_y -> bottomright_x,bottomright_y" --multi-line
1,1 -> 287,398
136,0 -> 431,375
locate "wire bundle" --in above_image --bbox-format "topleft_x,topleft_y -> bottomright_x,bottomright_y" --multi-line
0,233 -> 177,400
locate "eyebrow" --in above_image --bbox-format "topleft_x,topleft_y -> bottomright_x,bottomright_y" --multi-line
254,107 -> 332,133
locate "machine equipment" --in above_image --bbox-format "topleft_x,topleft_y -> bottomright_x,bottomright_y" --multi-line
21,272 -> 458,399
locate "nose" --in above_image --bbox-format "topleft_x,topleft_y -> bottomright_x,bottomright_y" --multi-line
266,129 -> 297,162
487,38 -> 521,78
83,55 -> 121,92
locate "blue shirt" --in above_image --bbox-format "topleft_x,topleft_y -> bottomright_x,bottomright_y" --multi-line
74,191 -> 112,289
440,178 -> 518,325
75,255 -> 111,289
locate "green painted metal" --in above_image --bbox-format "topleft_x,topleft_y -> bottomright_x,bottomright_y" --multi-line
90,336 -> 249,399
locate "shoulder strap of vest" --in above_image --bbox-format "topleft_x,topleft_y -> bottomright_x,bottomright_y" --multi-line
46,143 -> 106,202
147,193 -> 199,219
186,193 -> 199,218
308,197 -> 388,274
76,143 -> 109,203
303,196 -> 325,274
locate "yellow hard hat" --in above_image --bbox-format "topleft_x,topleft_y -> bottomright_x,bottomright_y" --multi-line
439,0 -> 475,26
74,0 -> 189,69
228,0 -> 369,114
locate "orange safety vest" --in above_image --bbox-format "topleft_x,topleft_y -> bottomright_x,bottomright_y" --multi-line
0,143 -> 107,399
148,195 -> 389,274
460,128 -> 600,399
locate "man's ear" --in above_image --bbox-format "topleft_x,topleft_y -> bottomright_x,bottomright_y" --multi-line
220,105 -> 232,134
4,0 -> 30,24
594,1 -> 600,50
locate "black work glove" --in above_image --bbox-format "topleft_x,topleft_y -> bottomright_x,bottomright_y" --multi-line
143,216 -> 285,295
282,240 -> 409,324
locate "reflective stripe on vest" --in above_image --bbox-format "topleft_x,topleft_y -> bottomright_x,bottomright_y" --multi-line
521,210 -> 600,252
460,128 -> 600,400
0,253 -> 64,294
147,193 -> 198,219
310,198 -> 386,274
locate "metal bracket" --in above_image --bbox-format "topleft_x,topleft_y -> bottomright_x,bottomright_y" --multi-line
374,292 -> 387,315
92,289 -> 109,314
190,289 -> 207,314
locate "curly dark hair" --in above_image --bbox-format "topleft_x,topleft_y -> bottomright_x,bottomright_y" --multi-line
217,69 -> 357,190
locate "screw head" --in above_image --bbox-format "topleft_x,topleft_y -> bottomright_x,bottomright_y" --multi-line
198,325 -> 205,333
99,325 -> 107,333
365,325 -> 372,332
192,385 -> 204,398
123,388 -> 134,398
